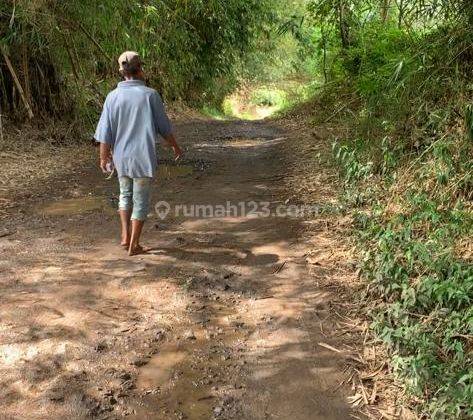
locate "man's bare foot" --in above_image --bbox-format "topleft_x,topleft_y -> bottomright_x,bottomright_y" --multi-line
121,241 -> 130,248
128,244 -> 149,256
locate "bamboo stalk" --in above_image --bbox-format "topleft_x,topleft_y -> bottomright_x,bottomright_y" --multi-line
1,46 -> 34,119
9,0 -> 16,29
71,39 -> 85,77
22,42 -> 32,104
76,22 -> 112,62
63,35 -> 80,82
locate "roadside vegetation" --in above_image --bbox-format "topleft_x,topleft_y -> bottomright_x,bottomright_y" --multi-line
291,1 -> 472,418
0,0 -> 288,127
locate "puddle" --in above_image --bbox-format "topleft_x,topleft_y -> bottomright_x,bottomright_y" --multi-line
136,345 -> 187,390
157,164 -> 193,179
133,305 -> 244,419
39,196 -> 113,216
133,338 -> 216,419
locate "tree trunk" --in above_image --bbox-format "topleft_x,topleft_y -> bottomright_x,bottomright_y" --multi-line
338,0 -> 350,49
397,0 -> 404,28
322,26 -> 328,83
380,0 -> 392,23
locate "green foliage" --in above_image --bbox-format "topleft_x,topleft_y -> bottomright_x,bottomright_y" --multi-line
221,80 -> 318,120
0,0 -> 279,121
333,141 -> 375,183
250,87 -> 287,108
355,193 -> 473,418
334,129 -> 472,418
306,1 -> 473,417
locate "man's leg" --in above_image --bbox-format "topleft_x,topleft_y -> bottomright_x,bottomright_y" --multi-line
129,178 -> 152,256
118,177 -> 133,247
119,210 -> 132,247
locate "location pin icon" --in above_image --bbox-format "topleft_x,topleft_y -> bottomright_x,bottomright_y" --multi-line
155,201 -> 171,220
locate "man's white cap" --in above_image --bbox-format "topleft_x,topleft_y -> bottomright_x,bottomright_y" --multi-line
118,51 -> 141,72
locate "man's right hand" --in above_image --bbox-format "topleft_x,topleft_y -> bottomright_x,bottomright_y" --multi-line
100,157 -> 111,173
99,143 -> 113,173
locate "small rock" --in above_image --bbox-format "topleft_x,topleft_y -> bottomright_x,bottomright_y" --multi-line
183,330 -> 196,340
213,406 -> 223,415
131,357 -> 149,367
223,396 -> 234,405
153,329 -> 165,342
175,237 -> 186,245
47,390 -> 64,402
121,380 -> 135,390
216,282 -> 231,291
120,372 -> 132,381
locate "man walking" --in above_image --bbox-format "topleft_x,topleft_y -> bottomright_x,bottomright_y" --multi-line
94,51 -> 182,256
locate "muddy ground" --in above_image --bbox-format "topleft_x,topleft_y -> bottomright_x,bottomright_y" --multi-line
0,117 -> 361,419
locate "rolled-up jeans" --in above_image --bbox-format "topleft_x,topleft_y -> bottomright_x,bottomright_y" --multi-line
118,177 -> 152,221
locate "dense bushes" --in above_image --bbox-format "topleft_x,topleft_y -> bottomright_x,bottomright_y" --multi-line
0,0 -> 277,121
300,1 -> 473,417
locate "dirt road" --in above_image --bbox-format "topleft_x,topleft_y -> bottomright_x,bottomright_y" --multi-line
0,117 -> 355,419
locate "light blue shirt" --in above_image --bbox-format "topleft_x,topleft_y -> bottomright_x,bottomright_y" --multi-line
94,80 -> 172,178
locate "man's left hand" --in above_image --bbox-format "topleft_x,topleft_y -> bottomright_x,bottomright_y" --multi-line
173,145 -> 183,161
